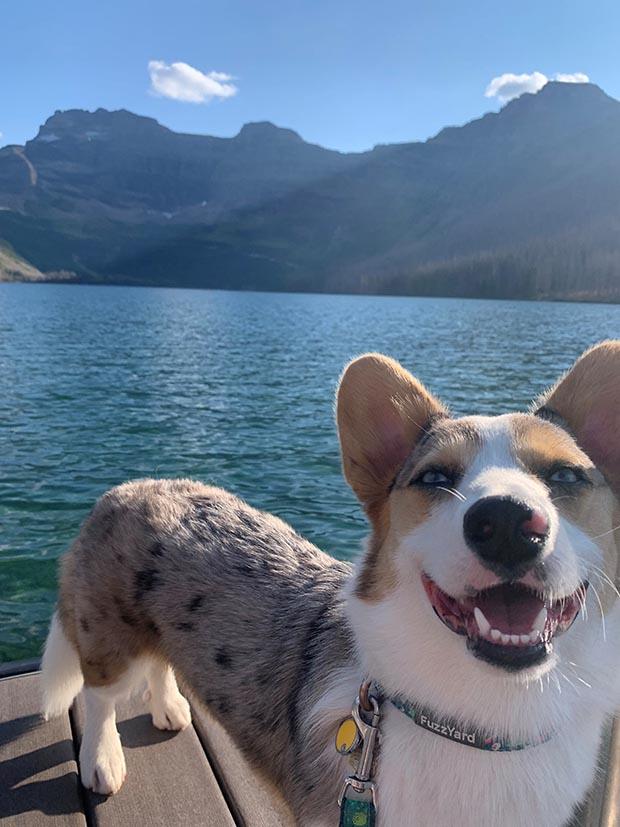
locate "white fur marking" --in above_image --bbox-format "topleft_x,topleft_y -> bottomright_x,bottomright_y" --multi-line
41,612 -> 84,719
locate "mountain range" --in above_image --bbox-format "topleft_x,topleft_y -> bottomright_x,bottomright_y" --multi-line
1,81 -> 619,301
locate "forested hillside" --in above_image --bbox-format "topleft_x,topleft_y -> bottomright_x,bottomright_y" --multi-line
1,82 -> 619,301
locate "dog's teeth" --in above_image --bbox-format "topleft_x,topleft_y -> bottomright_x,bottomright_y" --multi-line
474,607 -> 491,636
501,633 -> 511,645
491,628 -> 502,641
532,607 -> 548,635
520,634 -> 531,644
529,630 -> 540,643
510,634 -> 520,644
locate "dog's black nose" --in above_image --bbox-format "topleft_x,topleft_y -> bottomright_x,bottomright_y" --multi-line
463,496 -> 548,576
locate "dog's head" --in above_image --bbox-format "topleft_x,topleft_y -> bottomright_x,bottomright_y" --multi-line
337,342 -> 620,686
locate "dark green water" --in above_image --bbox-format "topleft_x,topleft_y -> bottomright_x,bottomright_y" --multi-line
1,283 -> 618,662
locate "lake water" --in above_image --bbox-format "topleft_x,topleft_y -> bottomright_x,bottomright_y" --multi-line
1,283 -> 618,662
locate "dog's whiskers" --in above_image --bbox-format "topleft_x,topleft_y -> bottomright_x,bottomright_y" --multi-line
435,486 -> 467,502
588,563 -> 620,601
568,671 -> 593,691
557,669 -> 580,695
588,582 -> 607,641
575,587 -> 588,624
565,661 -> 593,689
590,523 -> 620,541
572,553 -> 620,609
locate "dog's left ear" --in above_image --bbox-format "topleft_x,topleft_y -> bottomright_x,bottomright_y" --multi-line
336,353 -> 446,525
535,340 -> 620,500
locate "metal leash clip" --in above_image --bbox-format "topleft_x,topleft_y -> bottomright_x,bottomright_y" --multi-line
338,683 -> 380,824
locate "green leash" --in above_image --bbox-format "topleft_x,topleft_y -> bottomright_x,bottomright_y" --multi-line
339,794 -> 376,827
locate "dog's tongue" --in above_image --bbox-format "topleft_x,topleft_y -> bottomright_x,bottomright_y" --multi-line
473,584 -> 544,635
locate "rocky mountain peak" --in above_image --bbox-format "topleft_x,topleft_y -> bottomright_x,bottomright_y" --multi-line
235,121 -> 304,144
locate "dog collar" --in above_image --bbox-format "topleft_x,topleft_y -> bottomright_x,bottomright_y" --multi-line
382,687 -> 554,752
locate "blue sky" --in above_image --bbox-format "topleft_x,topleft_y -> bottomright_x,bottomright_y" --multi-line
2,0 -> 619,152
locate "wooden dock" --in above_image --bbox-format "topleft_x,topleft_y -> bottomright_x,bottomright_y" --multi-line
0,660 -> 294,826
1,660 -> 618,825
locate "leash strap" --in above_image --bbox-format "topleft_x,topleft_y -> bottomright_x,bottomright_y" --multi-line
337,685 -> 380,827
339,792 -> 376,827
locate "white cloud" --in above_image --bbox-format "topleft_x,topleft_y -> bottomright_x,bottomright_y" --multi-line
207,71 -> 234,83
554,72 -> 589,84
485,72 -> 548,103
485,71 -> 590,103
148,60 -> 238,103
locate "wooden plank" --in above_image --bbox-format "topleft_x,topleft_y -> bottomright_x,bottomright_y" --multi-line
0,672 -> 86,826
72,692 -> 236,826
191,703 -> 295,827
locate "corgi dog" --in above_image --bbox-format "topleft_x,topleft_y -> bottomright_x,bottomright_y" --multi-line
41,341 -> 620,826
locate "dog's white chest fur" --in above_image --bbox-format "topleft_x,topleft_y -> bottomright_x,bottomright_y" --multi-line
375,704 -> 603,827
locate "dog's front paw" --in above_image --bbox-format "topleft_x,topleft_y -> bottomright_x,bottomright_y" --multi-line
147,688 -> 192,731
79,732 -> 127,795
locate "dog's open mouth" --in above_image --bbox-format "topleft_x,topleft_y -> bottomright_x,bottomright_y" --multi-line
422,573 -> 587,670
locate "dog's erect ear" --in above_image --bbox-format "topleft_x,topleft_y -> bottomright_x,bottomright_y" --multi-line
536,340 -> 620,500
336,353 -> 445,522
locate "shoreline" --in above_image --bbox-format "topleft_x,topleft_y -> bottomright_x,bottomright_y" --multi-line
2,278 -> 619,307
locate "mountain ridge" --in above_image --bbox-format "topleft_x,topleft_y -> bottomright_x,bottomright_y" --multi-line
1,82 -> 619,301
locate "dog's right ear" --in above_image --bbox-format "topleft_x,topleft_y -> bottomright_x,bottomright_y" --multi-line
336,353 -> 446,525
535,340 -> 620,501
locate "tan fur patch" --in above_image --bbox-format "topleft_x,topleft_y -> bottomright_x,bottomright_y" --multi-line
354,502 -> 398,601
512,414 -> 593,474
355,419 -> 480,601
512,414 -> 619,611
397,419 -> 481,485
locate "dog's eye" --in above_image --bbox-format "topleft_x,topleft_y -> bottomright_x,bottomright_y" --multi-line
548,466 -> 581,484
418,469 -> 452,486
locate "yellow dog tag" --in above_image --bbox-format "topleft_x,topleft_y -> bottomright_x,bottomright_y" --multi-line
335,717 -> 361,754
